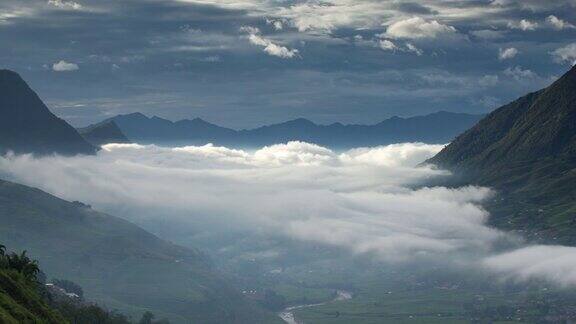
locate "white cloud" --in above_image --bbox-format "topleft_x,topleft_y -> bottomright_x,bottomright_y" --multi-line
385,17 -> 459,40
498,47 -> 518,60
266,18 -> 284,30
239,26 -> 260,35
52,60 -> 79,72
340,143 -> 446,168
492,0 -> 576,12
546,15 -> 575,30
172,0 -> 576,52
0,5 -> 36,25
0,142 -> 502,261
507,19 -> 538,31
551,43 -> 576,65
506,15 -> 575,32
503,66 -> 536,80
376,38 -> 422,55
406,43 -> 423,56
241,26 -> 299,59
484,246 -> 576,287
248,34 -> 299,58
277,1 -> 382,34
379,39 -> 398,51
47,0 -> 83,10
4,141 -> 576,286
176,0 -> 528,37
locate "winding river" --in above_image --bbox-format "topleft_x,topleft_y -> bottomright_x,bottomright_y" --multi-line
278,290 -> 353,324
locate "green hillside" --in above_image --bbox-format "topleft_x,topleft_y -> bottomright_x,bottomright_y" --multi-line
0,267 -> 65,324
0,179 -> 280,323
428,65 -> 576,244
0,244 -> 139,324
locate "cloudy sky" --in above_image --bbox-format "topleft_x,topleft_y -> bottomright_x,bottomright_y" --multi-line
2,0 -> 576,128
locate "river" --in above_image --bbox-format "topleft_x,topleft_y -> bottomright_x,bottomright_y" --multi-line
278,290 -> 353,324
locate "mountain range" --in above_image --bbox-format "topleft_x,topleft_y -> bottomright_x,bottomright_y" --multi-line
429,65 -> 576,244
93,111 -> 484,149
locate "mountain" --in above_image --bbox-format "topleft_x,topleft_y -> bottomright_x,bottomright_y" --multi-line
0,70 -> 96,156
105,113 -> 236,146
241,111 -> 483,148
77,120 -> 130,147
0,179 -> 280,323
102,111 -> 484,149
428,65 -> 576,243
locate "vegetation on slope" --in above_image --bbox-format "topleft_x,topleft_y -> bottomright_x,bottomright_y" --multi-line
0,244 -> 65,323
0,243 -> 174,324
428,65 -> 576,244
0,179 -> 280,323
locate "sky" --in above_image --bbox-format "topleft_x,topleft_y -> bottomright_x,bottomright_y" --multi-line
1,0 -> 576,128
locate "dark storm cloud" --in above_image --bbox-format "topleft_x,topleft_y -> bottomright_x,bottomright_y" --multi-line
1,0 -> 575,127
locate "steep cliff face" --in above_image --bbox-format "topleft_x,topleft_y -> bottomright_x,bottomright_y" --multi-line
0,70 -> 96,156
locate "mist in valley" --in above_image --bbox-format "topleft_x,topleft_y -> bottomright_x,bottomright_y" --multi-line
2,141 -> 576,321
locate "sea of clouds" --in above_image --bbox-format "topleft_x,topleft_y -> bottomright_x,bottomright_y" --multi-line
1,141 -> 576,285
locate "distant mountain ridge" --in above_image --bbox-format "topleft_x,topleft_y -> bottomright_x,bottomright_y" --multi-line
95,111 -> 484,148
428,65 -> 576,244
0,70 -> 96,156
77,120 -> 130,147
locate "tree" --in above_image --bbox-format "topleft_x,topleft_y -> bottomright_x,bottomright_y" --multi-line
6,250 -> 40,281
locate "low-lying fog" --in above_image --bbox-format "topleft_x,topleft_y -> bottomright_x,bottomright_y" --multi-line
1,141 -> 576,286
